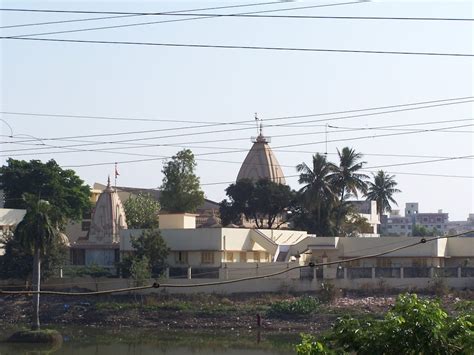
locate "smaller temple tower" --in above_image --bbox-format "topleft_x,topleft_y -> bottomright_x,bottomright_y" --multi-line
88,176 -> 127,244
236,117 -> 286,184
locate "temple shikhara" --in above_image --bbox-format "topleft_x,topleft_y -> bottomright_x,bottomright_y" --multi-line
236,121 -> 286,184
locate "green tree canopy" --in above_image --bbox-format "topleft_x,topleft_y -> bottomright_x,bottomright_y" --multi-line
159,149 -> 204,213
220,178 -> 295,229
14,197 -> 61,330
295,153 -> 338,235
124,193 -> 160,229
0,159 -> 91,227
365,170 -> 401,215
412,224 -> 439,237
121,229 -> 170,277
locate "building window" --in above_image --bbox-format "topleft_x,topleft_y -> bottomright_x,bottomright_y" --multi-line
388,225 -> 392,229
412,259 -> 427,267
401,225 -> 405,229
348,259 -> 360,267
175,251 -> 188,264
81,221 -> 91,231
70,249 -> 85,265
436,225 -> 441,229
253,251 -> 260,262
201,251 -> 214,264
225,252 -> 234,262
377,258 -> 392,267
240,252 -> 247,262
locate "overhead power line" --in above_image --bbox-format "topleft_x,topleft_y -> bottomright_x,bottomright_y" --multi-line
2,97 -> 472,147
2,118 -> 473,156
7,12 -> 474,23
4,1 -> 364,38
2,96 -> 473,125
0,233 -> 470,296
2,36 -> 472,57
0,1 -> 286,29
27,122 -> 469,168
0,2 -> 362,16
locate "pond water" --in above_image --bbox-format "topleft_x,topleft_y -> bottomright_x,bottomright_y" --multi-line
0,328 -> 301,355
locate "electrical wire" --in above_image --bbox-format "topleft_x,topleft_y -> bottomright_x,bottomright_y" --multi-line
25,122 -> 470,168
0,1 -> 286,29
2,99 -> 472,148
4,2 -> 364,38
2,36 -> 472,57
2,118 -> 472,157
3,96 -> 472,126
0,232 -> 470,296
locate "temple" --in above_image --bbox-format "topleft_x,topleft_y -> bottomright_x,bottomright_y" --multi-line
70,176 -> 127,268
236,120 -> 286,184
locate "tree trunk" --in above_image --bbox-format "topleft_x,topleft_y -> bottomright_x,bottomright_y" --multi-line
335,189 -> 345,234
32,245 -> 41,330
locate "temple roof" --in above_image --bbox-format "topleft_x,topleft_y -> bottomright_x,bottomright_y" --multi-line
88,177 -> 127,244
236,131 -> 286,184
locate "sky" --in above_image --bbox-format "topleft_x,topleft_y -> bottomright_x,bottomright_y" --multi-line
1,0 -> 473,220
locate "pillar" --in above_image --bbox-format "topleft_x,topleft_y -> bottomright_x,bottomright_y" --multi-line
187,266 -> 192,280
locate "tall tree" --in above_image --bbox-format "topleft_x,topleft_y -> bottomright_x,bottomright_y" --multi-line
124,193 -> 160,229
0,159 -> 91,228
332,147 -> 369,201
160,149 -> 204,213
296,153 -> 338,229
15,196 -> 59,330
120,229 -> 170,277
364,170 -> 401,215
220,179 -> 294,229
331,147 -> 369,232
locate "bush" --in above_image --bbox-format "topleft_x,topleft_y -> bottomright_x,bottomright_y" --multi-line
297,293 -> 474,355
268,296 -> 319,317
296,335 -> 334,355
319,281 -> 339,303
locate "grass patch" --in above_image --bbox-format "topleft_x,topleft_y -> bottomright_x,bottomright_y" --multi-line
267,296 -> 320,317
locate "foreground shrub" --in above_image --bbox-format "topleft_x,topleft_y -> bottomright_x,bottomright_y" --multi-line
297,293 -> 474,355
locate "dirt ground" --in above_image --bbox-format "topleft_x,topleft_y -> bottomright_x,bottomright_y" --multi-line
0,291 -> 470,332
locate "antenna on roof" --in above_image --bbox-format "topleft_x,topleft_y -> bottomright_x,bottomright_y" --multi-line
254,112 -> 259,136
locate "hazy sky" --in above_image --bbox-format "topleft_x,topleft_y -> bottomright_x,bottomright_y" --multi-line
1,1 -> 473,220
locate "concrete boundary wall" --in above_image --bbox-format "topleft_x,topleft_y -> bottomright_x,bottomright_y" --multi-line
1,274 -> 472,295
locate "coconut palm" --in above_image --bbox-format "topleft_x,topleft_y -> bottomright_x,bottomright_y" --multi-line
296,153 -> 338,229
15,196 -> 59,330
365,170 -> 401,215
331,147 -> 369,232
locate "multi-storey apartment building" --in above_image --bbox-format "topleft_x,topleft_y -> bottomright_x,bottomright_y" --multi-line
381,202 -> 449,236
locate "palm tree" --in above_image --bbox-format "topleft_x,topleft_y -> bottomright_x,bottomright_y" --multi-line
296,153 -> 338,230
365,170 -> 401,215
331,147 -> 369,232
15,196 -> 59,330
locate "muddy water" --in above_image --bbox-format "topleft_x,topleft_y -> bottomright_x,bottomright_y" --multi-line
0,328 -> 301,354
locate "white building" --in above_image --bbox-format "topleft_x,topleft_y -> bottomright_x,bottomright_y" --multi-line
0,208 -> 26,255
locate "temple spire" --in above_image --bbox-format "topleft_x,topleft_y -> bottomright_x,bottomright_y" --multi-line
237,114 -> 285,184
